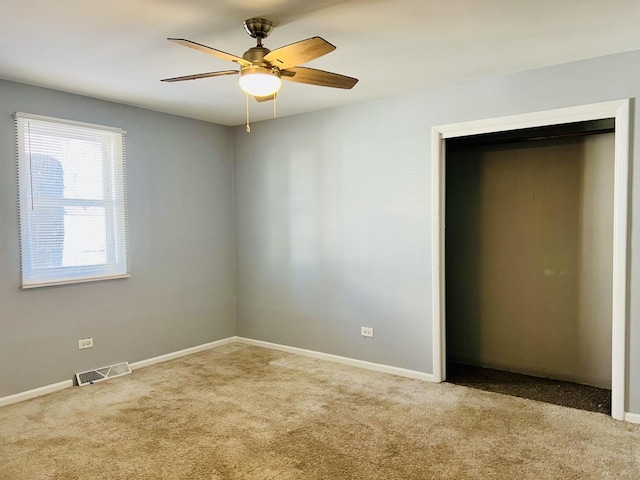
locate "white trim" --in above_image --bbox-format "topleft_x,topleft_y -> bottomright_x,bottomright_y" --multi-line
236,337 -> 436,382
431,99 -> 630,421
624,412 -> 640,424
0,379 -> 73,408
129,337 -> 237,370
21,274 -> 131,289
433,100 -> 626,139
15,112 -> 127,134
0,338 -> 237,408
610,100 -> 630,421
431,128 -> 446,383
1,337 -> 636,421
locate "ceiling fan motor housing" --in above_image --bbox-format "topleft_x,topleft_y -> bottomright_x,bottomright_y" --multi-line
243,18 -> 274,39
242,46 -> 271,66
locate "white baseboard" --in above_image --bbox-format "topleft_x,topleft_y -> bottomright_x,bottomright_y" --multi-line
236,337 -> 436,382
129,336 -> 237,370
0,379 -> 73,408
0,337 -> 237,409
624,412 -> 640,424
5,336 -> 638,424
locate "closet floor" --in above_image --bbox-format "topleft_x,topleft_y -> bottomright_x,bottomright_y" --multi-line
446,363 -> 611,415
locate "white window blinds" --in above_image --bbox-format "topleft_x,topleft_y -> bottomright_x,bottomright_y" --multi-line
15,113 -> 129,288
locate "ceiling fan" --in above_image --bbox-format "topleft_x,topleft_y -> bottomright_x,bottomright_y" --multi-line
161,18 -> 359,102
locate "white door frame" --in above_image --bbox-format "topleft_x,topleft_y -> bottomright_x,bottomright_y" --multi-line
431,99 -> 630,421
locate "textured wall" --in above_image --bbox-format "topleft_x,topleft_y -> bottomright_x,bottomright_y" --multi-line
0,80 -> 235,398
233,49 -> 640,414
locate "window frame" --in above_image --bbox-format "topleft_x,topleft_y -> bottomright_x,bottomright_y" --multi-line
15,112 -> 129,288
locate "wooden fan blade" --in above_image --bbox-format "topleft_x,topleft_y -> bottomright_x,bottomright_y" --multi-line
161,70 -> 238,82
282,66 -> 358,89
168,38 -> 250,66
264,37 -> 335,70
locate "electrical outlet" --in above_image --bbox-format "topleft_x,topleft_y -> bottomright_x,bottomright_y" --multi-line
78,338 -> 93,350
361,326 -> 374,338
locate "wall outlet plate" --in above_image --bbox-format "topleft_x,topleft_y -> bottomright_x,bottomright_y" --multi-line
361,326 -> 374,338
79,338 -> 93,349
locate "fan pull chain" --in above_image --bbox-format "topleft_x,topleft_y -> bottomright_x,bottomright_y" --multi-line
273,93 -> 277,118
245,94 -> 251,133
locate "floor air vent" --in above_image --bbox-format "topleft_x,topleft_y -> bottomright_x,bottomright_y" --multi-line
76,362 -> 131,386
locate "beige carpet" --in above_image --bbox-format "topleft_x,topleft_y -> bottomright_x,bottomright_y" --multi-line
1,343 -> 638,479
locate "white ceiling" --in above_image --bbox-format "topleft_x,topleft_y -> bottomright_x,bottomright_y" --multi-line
2,0 -> 640,127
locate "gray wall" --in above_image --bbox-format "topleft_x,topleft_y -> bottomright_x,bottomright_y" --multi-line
234,96 -> 432,372
446,134 -> 614,388
233,49 -> 640,414
3,48 -> 640,416
0,80 -> 235,398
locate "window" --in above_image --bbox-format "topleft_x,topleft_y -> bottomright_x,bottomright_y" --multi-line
15,113 -> 129,288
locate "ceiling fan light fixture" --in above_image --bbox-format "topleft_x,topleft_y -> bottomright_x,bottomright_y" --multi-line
238,66 -> 281,96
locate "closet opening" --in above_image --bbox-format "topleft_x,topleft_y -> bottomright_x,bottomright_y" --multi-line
444,119 -> 615,414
